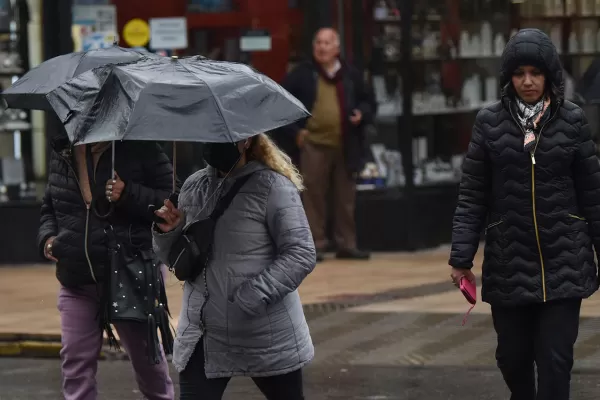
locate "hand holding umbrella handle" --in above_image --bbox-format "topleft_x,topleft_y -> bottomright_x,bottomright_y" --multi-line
149,192 -> 179,224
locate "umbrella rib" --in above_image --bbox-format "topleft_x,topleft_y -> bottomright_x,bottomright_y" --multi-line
177,61 -> 235,143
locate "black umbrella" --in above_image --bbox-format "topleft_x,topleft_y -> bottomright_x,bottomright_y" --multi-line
1,45 -> 158,111
46,55 -> 310,145
47,55 -> 309,220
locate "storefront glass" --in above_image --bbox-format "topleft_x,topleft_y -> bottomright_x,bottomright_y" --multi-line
366,0 -> 600,191
366,1 -> 510,189
0,0 -> 33,203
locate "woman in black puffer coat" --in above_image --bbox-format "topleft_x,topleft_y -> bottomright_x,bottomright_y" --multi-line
37,134 -> 175,400
449,29 -> 600,399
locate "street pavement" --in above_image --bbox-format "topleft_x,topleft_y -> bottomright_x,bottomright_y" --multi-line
2,339 -> 600,399
2,247 -> 600,398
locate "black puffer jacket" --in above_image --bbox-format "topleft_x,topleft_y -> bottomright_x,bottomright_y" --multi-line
449,29 -> 600,306
37,138 -> 173,288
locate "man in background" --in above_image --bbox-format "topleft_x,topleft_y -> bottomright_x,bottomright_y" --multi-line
281,27 -> 372,262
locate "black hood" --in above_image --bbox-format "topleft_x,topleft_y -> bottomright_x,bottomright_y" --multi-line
500,29 -> 564,100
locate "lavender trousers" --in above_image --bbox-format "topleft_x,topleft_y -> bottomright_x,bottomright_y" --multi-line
58,284 -> 175,400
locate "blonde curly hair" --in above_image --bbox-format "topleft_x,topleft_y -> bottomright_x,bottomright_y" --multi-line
248,133 -> 304,191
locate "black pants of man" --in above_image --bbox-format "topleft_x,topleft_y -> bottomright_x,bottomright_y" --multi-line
491,298 -> 582,400
179,341 -> 305,400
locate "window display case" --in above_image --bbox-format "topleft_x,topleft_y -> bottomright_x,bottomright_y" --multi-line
367,0 -> 513,189
365,0 -> 600,190
0,0 -> 34,203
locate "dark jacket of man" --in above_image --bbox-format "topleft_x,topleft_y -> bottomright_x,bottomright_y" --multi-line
449,29 -> 600,306
37,137 -> 173,288
278,59 -> 373,174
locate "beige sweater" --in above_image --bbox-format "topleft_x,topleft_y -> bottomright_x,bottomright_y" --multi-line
305,76 -> 342,147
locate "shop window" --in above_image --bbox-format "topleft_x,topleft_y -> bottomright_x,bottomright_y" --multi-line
365,0 -> 512,189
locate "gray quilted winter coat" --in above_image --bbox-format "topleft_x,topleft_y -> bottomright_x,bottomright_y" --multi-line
153,161 -> 316,378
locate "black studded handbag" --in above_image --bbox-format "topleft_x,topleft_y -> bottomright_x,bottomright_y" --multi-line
84,145 -> 174,365
103,226 -> 174,365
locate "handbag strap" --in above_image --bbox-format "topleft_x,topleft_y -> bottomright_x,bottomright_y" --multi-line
209,173 -> 253,220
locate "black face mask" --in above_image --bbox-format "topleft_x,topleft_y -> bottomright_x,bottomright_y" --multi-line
202,142 -> 242,173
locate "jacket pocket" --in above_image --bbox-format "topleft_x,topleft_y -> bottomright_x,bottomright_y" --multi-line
483,218 -> 508,265
568,214 -> 586,222
485,219 -> 504,233
566,213 -> 591,249
226,277 -> 271,349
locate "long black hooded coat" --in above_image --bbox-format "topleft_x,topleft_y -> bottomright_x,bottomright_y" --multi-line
449,29 -> 600,306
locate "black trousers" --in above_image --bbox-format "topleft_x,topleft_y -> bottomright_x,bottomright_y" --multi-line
179,341 -> 305,400
491,298 -> 582,400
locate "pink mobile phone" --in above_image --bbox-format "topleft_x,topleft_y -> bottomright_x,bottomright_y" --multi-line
459,276 -> 477,305
459,276 -> 477,326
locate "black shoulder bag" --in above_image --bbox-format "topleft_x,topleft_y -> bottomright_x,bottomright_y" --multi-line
85,145 -> 174,365
167,173 -> 253,281
104,229 -> 174,364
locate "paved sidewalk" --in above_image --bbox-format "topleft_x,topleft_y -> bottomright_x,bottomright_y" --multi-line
4,245 -> 600,339
0,246 -> 464,337
4,246 -> 600,372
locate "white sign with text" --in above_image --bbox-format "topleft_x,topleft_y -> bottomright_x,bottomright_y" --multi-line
150,17 -> 188,50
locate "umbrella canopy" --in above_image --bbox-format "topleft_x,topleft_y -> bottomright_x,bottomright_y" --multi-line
2,46 -> 157,111
46,55 -> 310,144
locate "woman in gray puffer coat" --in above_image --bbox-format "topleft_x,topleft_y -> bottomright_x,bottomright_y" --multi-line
153,133 -> 316,400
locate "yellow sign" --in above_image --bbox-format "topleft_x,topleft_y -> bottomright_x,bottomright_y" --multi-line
122,18 -> 150,47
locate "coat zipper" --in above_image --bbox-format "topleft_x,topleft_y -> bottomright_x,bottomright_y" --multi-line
508,101 -> 559,302
58,150 -> 97,283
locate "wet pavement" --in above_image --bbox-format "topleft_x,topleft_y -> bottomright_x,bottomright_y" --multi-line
3,308 -> 600,399
2,353 -> 600,399
3,250 -> 600,398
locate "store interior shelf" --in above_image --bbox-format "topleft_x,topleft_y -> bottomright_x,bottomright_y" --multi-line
408,55 -> 503,62
399,53 -> 600,63
0,69 -> 23,76
520,15 -> 600,21
0,122 -> 31,131
376,100 -> 496,122
382,51 -> 600,66
373,15 -> 442,23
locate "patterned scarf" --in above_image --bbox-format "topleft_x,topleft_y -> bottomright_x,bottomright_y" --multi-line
514,96 -> 550,152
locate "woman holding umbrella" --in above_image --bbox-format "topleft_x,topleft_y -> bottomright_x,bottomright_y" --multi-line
449,29 -> 600,399
153,133 -> 316,400
37,132 -> 175,400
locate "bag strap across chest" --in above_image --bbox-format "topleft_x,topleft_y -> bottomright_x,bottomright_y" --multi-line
208,173 -> 254,221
